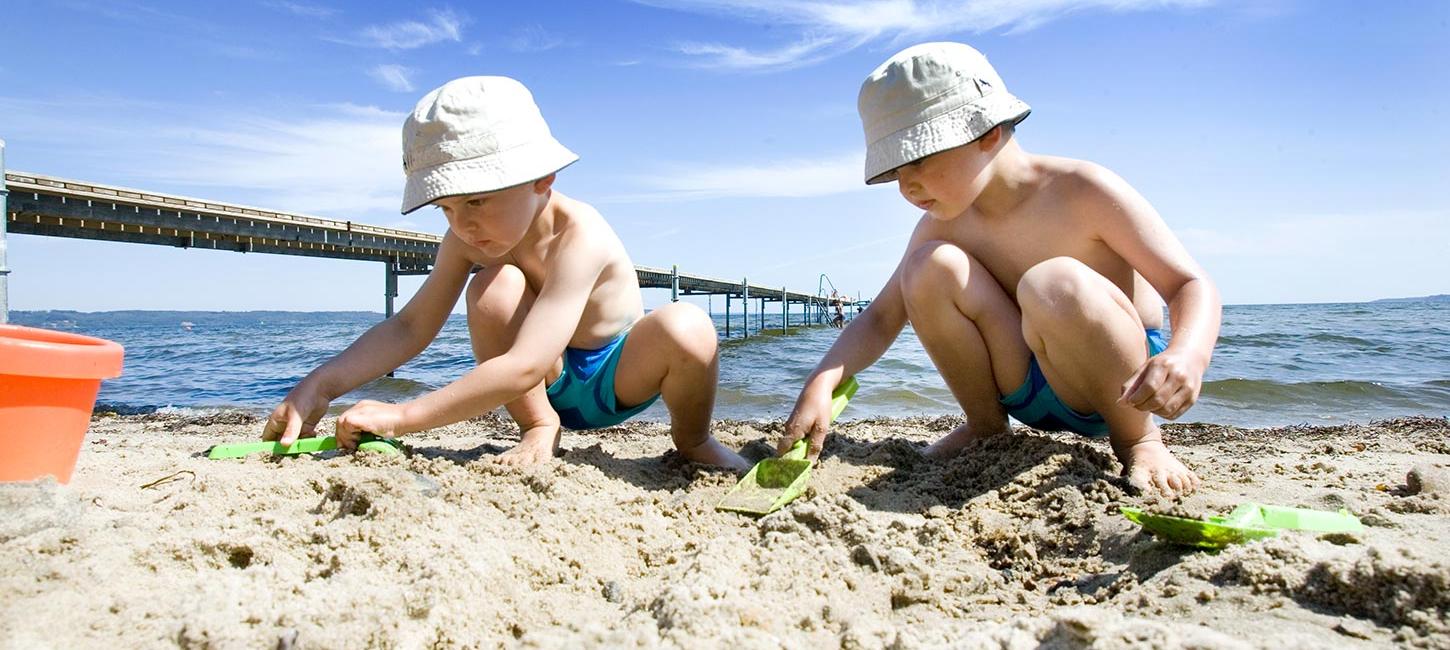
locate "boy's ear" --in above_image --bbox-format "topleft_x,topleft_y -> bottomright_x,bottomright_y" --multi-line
532,173 -> 557,194
977,125 -> 1004,151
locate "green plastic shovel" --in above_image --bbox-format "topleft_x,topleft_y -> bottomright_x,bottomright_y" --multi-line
715,376 -> 859,516
207,433 -> 402,459
1120,502 -> 1363,549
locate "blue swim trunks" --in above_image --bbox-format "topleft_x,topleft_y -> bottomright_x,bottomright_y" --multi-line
546,331 -> 660,431
999,328 -> 1168,438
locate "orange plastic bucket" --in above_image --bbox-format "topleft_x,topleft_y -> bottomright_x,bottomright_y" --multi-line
0,324 -> 125,483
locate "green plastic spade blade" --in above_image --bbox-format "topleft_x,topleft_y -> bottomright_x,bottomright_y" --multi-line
207,434 -> 400,459
716,377 -> 858,516
1246,503 -> 1363,533
716,439 -> 813,515
1120,506 -> 1278,549
1122,502 -> 1365,549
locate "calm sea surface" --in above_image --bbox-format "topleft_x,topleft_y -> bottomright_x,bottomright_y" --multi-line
13,301 -> 1450,428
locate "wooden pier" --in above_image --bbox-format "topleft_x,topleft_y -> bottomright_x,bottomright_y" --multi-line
0,154 -> 862,334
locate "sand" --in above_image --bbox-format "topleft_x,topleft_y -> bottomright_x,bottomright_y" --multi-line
2,412 -> 1447,649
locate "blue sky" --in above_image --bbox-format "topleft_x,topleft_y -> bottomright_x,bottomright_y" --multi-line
2,0 -> 1446,312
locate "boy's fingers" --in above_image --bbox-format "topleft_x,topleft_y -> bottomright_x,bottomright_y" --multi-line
334,417 -> 356,449
280,410 -> 303,446
1119,365 -> 1149,405
807,424 -> 828,459
1124,364 -> 1167,408
777,432 -> 802,457
779,417 -> 807,455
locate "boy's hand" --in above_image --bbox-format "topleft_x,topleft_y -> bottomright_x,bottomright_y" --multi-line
1119,350 -> 1205,420
335,400 -> 406,449
780,382 -> 834,460
263,384 -> 331,446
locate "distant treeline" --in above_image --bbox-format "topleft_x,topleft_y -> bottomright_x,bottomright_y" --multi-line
1370,294 -> 1450,303
10,310 -> 385,328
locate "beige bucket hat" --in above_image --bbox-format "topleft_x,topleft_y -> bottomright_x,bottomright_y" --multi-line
858,42 -> 1031,185
401,76 -> 578,214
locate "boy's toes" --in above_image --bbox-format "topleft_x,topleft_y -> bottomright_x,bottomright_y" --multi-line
492,444 -> 556,467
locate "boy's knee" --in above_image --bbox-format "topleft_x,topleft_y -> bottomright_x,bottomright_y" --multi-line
1016,257 -> 1097,318
652,302 -> 718,359
467,264 -> 527,309
900,240 -> 971,304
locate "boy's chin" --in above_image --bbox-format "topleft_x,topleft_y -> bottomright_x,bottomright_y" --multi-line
925,206 -> 961,221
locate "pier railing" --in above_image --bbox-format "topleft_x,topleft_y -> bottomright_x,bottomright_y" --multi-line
1,163 -> 863,336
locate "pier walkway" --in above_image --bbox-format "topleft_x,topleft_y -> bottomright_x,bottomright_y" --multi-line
1,145 -> 862,336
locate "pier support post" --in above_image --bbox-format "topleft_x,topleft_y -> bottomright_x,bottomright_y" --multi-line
670,264 -> 679,302
781,287 -> 788,334
742,279 -> 749,338
0,138 -> 8,324
384,257 -> 398,318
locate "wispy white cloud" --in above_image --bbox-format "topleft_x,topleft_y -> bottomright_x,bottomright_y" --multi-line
336,8 -> 465,50
676,33 -> 854,71
0,95 -> 407,220
633,0 -> 1214,70
506,24 -> 566,53
609,152 -> 866,202
265,1 -> 337,18
368,64 -> 416,92
145,105 -> 406,217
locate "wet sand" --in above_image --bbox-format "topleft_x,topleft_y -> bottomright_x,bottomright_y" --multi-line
2,413 -> 1447,648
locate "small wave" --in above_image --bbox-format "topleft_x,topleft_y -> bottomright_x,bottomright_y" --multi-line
1216,333 -> 1294,348
1304,333 -> 1382,348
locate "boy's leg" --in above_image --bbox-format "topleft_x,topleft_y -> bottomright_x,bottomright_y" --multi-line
613,302 -> 751,472
1016,257 -> 1199,494
899,241 -> 1032,458
465,264 -> 564,466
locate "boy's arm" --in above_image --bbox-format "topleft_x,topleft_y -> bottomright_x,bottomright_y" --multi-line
781,228 -> 922,457
384,229 -> 604,434
1085,166 -> 1222,419
263,233 -> 474,444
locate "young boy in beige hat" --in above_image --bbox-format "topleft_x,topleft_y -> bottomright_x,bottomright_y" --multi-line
779,43 -> 1221,495
263,76 -> 751,471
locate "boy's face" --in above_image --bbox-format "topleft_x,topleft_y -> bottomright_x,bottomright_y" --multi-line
893,130 -> 997,220
432,175 -> 554,256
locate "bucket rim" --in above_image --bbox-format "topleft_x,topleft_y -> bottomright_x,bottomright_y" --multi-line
0,323 -> 125,379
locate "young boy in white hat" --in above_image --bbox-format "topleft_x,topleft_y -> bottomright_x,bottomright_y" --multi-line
779,43 -> 1221,495
263,76 -> 751,471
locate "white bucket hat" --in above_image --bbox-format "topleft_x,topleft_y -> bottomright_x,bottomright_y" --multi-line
401,76 -> 579,214
858,42 -> 1031,185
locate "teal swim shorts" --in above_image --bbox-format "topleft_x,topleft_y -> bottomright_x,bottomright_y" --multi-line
999,328 -> 1168,438
546,331 -> 660,430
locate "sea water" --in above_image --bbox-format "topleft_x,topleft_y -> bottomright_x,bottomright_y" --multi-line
13,300 -> 1449,428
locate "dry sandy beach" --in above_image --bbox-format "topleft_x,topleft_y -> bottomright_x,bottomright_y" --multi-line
2,412 -> 1447,648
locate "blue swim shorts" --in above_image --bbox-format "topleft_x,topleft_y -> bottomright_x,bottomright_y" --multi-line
999,328 -> 1168,438
546,330 -> 660,430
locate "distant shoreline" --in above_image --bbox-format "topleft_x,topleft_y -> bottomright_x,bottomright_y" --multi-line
11,294 -> 1450,317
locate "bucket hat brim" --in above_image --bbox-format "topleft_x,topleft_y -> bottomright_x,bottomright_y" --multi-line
864,91 -> 1029,185
401,140 -> 578,214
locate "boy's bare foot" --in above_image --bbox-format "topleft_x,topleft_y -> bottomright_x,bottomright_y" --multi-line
678,437 -> 753,473
923,422 -> 1008,459
494,424 -> 561,466
1116,438 -> 1199,495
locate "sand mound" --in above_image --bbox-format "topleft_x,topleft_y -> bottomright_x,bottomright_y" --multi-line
2,414 -> 1447,647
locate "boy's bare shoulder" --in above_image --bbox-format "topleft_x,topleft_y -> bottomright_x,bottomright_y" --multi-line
1037,156 -> 1141,214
